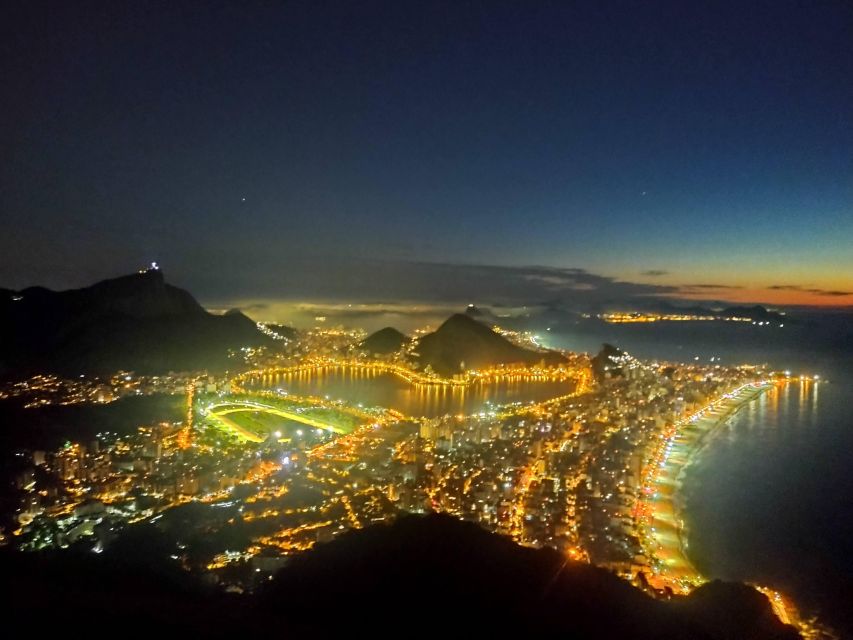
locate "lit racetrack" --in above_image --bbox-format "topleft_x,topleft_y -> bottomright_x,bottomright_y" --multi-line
205,400 -> 351,443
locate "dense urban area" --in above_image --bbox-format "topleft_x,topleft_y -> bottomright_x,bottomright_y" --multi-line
0,311 -> 828,637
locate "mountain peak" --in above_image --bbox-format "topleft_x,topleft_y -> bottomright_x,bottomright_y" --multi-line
438,313 -> 488,331
358,327 -> 408,355
75,269 -> 202,319
90,268 -> 165,292
0,270 -> 271,375
416,313 -> 565,375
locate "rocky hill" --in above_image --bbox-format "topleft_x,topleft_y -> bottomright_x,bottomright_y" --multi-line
0,269 -> 271,375
357,327 -> 409,356
415,313 -> 565,376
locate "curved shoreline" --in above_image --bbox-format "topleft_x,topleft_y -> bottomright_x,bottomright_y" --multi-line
634,382 -> 772,593
632,381 -> 833,636
235,359 -> 584,389
670,396 -> 754,571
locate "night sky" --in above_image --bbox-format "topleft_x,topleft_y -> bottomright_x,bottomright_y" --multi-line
2,1 -> 851,307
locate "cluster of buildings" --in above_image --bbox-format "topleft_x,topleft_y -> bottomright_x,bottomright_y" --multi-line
2,332 -> 767,598
380,352 -> 763,587
0,372 -> 201,408
597,312 -> 755,323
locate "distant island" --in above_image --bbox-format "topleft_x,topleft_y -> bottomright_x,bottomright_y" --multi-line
0,268 -> 271,376
597,303 -> 786,324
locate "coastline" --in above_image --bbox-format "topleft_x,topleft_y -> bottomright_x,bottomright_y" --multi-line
633,381 -> 836,637
634,381 -> 773,593
670,392 -> 759,572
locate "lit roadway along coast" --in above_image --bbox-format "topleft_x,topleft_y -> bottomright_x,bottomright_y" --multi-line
634,382 -> 773,593
633,380 -> 827,636
7,343 -> 830,637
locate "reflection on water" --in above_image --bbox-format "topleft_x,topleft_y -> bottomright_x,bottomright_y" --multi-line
249,367 -> 574,417
682,379 -> 853,634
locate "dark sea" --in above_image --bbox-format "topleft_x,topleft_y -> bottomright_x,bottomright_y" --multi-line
543,312 -> 853,636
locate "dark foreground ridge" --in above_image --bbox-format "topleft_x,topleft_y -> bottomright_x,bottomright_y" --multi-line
0,269 -> 271,375
416,313 -> 566,376
2,514 -> 800,638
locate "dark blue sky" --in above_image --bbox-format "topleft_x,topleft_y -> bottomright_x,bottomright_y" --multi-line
2,1 -> 851,306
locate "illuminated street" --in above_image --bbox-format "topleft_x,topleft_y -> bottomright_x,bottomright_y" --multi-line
3,3 -> 850,635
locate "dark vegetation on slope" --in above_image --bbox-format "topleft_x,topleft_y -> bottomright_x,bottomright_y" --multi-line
0,270 -> 271,375
415,314 -> 565,376
1,514 -> 800,638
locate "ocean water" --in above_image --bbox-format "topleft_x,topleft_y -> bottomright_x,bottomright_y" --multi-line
681,373 -> 853,635
545,313 -> 853,635
252,304 -> 852,631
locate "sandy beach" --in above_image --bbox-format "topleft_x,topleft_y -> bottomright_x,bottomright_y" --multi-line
635,382 -> 772,592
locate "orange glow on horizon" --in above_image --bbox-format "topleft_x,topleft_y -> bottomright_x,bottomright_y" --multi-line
673,286 -> 853,307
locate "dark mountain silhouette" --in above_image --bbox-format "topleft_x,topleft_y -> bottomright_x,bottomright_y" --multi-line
463,303 -> 507,324
719,305 -> 785,321
592,343 -> 627,381
415,313 -> 565,376
0,269 -> 271,375
263,323 -> 297,341
645,301 -> 785,321
1,514 -> 801,638
358,327 -> 408,356
259,514 -> 799,637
